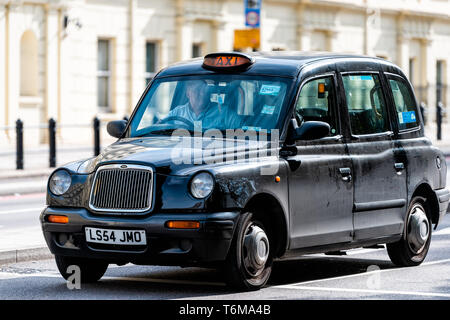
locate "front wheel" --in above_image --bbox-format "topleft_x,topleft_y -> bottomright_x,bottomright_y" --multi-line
55,255 -> 109,283
387,196 -> 432,267
223,212 -> 272,291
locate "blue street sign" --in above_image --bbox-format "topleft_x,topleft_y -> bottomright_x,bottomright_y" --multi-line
245,0 -> 261,28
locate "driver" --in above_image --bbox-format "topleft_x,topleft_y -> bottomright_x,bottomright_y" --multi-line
165,80 -> 241,129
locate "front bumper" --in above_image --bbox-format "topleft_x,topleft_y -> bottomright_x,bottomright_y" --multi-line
436,188 -> 450,224
40,207 -> 239,266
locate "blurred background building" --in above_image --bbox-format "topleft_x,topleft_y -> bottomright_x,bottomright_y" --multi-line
0,0 -> 449,147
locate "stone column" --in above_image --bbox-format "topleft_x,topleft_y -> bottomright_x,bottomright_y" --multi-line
0,4 -> 7,140
422,38 -> 435,121
296,2 -> 310,51
127,0 -> 136,115
212,20 -> 226,53
326,30 -> 337,52
396,14 -> 409,72
175,0 -> 193,62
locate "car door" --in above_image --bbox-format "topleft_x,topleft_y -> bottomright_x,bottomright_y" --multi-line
340,71 -> 407,240
287,73 -> 354,249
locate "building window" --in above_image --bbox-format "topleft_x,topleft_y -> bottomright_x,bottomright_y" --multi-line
97,39 -> 111,110
145,42 -> 158,85
436,60 -> 447,105
192,43 -> 203,58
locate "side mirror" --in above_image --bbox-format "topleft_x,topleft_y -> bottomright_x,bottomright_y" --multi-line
107,120 -> 127,138
294,121 -> 330,141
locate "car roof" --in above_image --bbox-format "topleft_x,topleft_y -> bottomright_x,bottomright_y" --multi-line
156,51 -> 403,78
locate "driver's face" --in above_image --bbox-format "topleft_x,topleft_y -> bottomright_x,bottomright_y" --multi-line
186,81 -> 208,115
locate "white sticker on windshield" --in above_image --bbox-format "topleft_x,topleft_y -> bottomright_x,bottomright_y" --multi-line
210,93 -> 226,104
260,85 -> 281,96
261,105 -> 276,115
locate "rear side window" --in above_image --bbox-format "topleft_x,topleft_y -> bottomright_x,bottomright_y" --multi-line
387,77 -> 419,130
342,74 -> 390,135
295,76 -> 338,136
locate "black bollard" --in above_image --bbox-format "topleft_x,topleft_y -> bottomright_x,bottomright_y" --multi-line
436,101 -> 445,141
16,119 -> 24,170
93,117 -> 100,156
49,118 -> 56,168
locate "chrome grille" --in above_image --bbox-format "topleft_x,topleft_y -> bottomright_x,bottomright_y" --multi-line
89,164 -> 153,214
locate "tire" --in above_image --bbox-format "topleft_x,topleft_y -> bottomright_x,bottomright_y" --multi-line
223,212 -> 273,291
55,255 -> 108,283
387,196 -> 432,267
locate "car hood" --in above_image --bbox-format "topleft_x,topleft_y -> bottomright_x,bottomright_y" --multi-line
82,136 -> 275,175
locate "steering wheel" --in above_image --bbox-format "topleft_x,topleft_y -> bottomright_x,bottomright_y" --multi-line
158,116 -> 195,129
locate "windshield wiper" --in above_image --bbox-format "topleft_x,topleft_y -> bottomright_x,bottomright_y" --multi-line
136,128 -> 197,137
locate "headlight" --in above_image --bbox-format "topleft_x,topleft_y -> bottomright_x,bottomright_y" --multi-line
190,172 -> 214,199
49,170 -> 72,195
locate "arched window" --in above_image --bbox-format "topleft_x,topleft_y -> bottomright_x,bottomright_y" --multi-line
20,30 -> 38,96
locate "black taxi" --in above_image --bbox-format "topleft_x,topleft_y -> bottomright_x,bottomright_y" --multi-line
41,52 -> 450,291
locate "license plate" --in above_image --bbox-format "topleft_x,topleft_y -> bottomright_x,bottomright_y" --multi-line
85,227 -> 146,245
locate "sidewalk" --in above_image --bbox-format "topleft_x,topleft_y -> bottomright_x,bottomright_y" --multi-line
0,229 -> 51,265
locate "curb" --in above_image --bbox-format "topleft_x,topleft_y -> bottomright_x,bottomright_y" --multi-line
0,247 -> 52,265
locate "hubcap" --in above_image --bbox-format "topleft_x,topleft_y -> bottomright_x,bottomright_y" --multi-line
242,224 -> 270,277
407,204 -> 430,254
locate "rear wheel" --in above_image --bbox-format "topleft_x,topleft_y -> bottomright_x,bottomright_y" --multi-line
224,212 -> 272,291
387,196 -> 432,266
55,255 -> 108,283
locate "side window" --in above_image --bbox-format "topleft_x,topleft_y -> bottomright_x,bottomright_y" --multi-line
342,74 -> 390,135
387,77 -> 419,130
295,76 -> 338,136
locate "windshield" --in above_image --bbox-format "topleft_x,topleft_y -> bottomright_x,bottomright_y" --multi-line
128,75 -> 293,138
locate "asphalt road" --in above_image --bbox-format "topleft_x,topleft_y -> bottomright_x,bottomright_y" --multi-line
0,214 -> 449,300
0,198 -> 448,299
0,161 -> 449,299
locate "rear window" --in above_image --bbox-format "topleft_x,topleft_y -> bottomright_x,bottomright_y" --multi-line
387,76 -> 419,130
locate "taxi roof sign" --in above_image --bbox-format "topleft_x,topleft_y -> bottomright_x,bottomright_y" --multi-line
202,53 -> 254,71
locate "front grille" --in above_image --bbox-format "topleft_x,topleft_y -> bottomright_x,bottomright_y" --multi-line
89,164 -> 153,214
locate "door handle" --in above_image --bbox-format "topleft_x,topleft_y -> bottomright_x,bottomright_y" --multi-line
394,162 -> 405,175
339,167 -> 352,182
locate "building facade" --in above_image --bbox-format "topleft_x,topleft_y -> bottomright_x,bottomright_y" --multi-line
1,0 -> 449,146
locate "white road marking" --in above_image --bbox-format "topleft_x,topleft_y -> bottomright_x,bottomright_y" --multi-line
276,258 -> 450,287
434,227 -> 450,236
275,284 -> 450,298
0,207 -> 43,216
343,248 -> 385,255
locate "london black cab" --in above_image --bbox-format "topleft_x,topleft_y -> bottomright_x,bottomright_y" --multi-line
41,52 -> 450,291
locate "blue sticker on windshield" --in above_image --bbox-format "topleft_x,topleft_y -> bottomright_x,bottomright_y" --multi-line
349,75 -> 372,81
260,85 -> 280,96
398,111 -> 416,124
261,105 -> 276,115
242,126 -> 261,132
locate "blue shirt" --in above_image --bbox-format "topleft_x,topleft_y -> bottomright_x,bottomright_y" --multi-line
167,102 -> 241,130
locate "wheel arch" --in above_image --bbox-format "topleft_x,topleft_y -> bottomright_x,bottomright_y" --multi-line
411,183 -> 440,228
243,193 -> 289,258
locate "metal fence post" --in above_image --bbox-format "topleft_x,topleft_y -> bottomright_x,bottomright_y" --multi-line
49,118 -> 56,168
16,119 -> 24,170
93,117 -> 100,156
